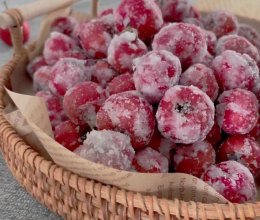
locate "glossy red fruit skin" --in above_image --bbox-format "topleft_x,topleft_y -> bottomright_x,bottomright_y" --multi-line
106,72 -> 135,96
96,91 -> 155,149
152,23 -> 207,68
0,22 -> 30,46
218,135 -> 260,177
203,10 -> 238,38
216,89 -> 259,135
179,63 -> 219,101
114,0 -> 163,42
132,147 -> 169,173
201,161 -> 257,203
63,81 -> 106,128
173,140 -> 216,177
54,120 -> 83,151
156,85 -> 215,144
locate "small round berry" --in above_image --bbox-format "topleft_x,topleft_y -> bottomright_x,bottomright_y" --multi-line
63,81 -> 106,128
107,30 -> 148,74
106,72 -> 135,96
114,0 -> 163,41
179,63 -> 219,101
216,34 -> 260,62
48,58 -> 91,97
133,50 -> 182,104
216,88 -> 259,135
96,91 -> 155,149
74,130 -> 135,170
132,147 -> 169,173
212,50 -> 259,92
152,23 -> 207,68
27,56 -> 47,78
218,135 -> 260,176
79,20 -> 112,59
203,10 -> 238,38
201,161 -> 257,203
50,16 -> 77,36
238,24 -> 260,52
156,85 -> 215,144
173,140 -> 216,177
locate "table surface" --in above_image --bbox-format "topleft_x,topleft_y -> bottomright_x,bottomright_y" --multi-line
0,1 -> 120,219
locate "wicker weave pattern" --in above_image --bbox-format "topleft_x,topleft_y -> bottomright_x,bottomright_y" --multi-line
0,1 -> 260,219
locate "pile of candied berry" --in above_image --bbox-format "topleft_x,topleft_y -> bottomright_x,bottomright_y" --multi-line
26,0 -> 260,203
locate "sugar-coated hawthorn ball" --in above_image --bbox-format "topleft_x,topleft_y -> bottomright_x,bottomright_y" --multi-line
156,85 -> 215,144
173,140 -> 215,177
238,24 -> 260,52
54,120 -> 85,152
49,58 -> 91,96
148,127 -> 176,159
79,20 -> 112,59
87,59 -> 118,87
206,119 -> 222,149
50,16 -> 77,36
107,30 -> 148,74
132,147 -> 169,173
36,91 -> 67,128
27,56 -> 47,78
216,89 -> 259,135
133,50 -> 182,104
218,135 -> 260,176
63,81 -> 106,128
201,161 -> 257,203
216,35 -> 260,62
99,8 -> 115,28
96,91 -> 155,149
33,66 -> 52,92
106,72 -> 135,96
152,23 -> 207,68
203,10 -> 238,38
212,50 -> 259,92
114,0 -> 163,41
155,0 -> 200,23
179,63 -> 219,101
74,130 -> 135,170
183,17 -> 204,28
43,32 -> 78,65
204,30 -> 217,55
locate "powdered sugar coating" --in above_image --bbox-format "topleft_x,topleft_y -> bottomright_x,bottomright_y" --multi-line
133,50 -> 182,104
216,89 -> 259,135
36,91 -> 67,129
48,58 -> 91,96
99,8 -> 116,28
63,81 -> 106,128
201,52 -> 214,67
33,66 -> 52,92
27,56 -> 47,78
183,17 -> 204,28
50,16 -> 77,36
249,116 -> 260,140
201,161 -> 257,203
179,63 -> 219,101
132,147 -> 169,173
106,73 -> 135,96
152,23 -> 207,68
203,10 -> 238,38
74,130 -> 135,170
114,0 -> 163,41
173,140 -> 215,177
212,50 -> 259,92
155,0 -> 200,23
107,30 -> 148,74
238,24 -> 260,52
156,85 -> 215,144
96,91 -> 155,149
54,120 -> 84,152
219,135 -> 260,176
216,35 -> 260,62
79,20 -> 112,59
43,32 -> 78,65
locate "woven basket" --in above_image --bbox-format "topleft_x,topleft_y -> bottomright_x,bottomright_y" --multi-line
0,0 -> 260,219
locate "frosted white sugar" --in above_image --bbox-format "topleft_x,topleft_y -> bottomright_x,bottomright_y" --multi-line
74,130 -> 135,170
133,107 -> 150,141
